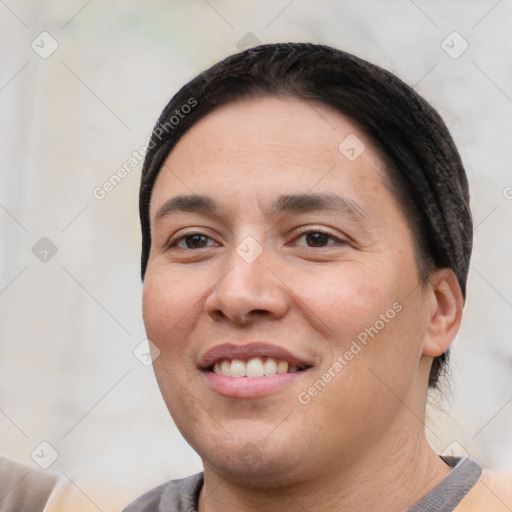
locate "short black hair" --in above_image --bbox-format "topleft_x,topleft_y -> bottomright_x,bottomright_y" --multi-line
139,42 -> 473,388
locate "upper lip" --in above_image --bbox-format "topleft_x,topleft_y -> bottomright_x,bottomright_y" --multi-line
198,342 -> 312,370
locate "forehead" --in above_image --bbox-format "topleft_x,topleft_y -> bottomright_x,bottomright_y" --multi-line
150,96 -> 389,216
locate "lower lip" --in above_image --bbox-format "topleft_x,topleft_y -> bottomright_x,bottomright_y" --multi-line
203,370 -> 308,398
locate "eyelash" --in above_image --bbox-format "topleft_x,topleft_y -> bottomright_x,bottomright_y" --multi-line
168,227 -> 346,250
292,227 -> 345,247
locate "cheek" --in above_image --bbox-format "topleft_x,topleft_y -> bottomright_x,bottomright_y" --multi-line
142,266 -> 202,360
293,260 -> 400,334
142,267 -> 206,422
296,260 -> 423,384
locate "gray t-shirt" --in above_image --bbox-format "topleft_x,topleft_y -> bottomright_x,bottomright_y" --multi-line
122,456 -> 482,512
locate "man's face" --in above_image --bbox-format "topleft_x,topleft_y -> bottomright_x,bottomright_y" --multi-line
143,97 -> 433,486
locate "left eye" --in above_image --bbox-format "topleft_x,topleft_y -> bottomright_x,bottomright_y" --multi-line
293,231 -> 343,247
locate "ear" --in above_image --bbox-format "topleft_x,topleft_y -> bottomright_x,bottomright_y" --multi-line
422,268 -> 464,358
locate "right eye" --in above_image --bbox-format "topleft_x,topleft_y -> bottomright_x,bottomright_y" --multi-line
169,233 -> 218,250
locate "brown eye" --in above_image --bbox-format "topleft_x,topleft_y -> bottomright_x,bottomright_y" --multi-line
171,234 -> 215,249
294,230 -> 343,248
305,232 -> 330,247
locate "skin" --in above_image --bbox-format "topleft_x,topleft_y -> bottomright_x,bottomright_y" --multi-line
142,96 -> 464,511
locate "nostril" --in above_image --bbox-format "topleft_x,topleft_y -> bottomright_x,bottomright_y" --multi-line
250,309 -> 269,316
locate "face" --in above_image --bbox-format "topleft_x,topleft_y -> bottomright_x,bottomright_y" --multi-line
143,97 -> 434,487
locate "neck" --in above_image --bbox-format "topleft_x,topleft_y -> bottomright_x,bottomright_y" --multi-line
197,415 -> 451,512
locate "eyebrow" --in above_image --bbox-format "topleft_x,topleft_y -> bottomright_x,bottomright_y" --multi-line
154,192 -> 369,224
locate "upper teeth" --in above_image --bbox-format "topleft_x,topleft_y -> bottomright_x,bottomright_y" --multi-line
213,357 -> 302,377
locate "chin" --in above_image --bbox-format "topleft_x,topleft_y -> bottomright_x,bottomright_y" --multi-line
189,428 -> 317,489
205,448 -> 305,489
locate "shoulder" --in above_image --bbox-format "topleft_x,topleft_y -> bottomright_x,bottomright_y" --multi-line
0,456 -> 58,512
457,469 -> 512,512
121,473 -> 204,512
121,482 -> 169,512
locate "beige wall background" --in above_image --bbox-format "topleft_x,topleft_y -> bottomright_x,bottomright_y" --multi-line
1,1 -> 511,510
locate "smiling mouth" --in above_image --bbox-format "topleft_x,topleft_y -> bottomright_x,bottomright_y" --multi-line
210,357 -> 311,377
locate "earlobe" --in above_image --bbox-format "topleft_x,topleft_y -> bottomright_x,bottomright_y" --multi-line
422,269 -> 464,358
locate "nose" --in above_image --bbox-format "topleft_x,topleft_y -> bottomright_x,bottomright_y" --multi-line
205,246 -> 290,325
